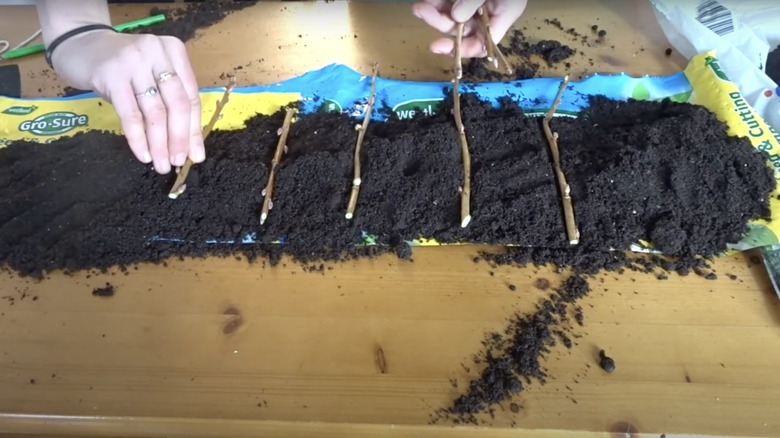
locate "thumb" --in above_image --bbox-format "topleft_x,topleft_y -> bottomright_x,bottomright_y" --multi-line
451,0 -> 484,23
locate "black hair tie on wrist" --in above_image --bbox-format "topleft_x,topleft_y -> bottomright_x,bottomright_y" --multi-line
45,24 -> 116,68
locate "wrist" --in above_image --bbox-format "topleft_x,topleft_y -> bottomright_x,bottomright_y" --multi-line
45,26 -> 116,69
36,0 -> 112,46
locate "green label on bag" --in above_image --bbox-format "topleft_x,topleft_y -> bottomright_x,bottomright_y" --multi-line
18,111 -> 88,136
320,99 -> 342,113
704,56 -> 729,82
2,105 -> 37,116
392,99 -> 442,119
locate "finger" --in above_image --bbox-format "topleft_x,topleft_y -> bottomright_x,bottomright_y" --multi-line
413,0 -> 452,13
155,72 -> 191,168
487,0 -> 528,44
136,36 -> 188,169
452,0 -> 487,22
430,37 -> 455,56
414,3 -> 480,36
107,83 -> 152,165
461,36 -> 489,58
161,36 -> 205,163
133,76 -> 170,174
413,1 -> 458,34
429,31 -> 487,57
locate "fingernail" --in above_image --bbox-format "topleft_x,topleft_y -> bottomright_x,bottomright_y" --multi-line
191,146 -> 206,163
155,160 -> 171,174
451,5 -> 467,22
433,47 -> 450,55
141,151 -> 152,163
173,153 -> 187,167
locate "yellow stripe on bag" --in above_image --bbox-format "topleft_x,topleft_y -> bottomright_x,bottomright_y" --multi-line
0,91 -> 300,147
684,50 -> 780,248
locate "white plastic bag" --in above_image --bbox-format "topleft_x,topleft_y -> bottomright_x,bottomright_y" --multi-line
650,0 -> 780,132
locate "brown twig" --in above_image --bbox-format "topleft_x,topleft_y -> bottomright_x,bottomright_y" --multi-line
476,6 -> 513,74
542,75 -> 579,245
346,62 -> 379,220
169,75 -> 237,199
453,22 -> 472,228
260,107 -> 296,225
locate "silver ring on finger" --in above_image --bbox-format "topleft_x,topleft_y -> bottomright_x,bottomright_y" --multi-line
135,86 -> 159,98
156,71 -> 177,84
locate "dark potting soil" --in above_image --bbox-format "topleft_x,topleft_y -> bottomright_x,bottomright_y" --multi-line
440,271 -> 591,423
599,349 -> 616,372
0,95 -> 774,278
0,110 -> 281,278
462,30 -> 576,81
259,110 -> 365,262
91,283 -> 116,297
141,1 -> 258,43
767,45 -> 780,85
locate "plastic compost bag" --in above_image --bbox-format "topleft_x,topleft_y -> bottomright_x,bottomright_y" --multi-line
650,0 -> 780,133
2,54 -> 779,252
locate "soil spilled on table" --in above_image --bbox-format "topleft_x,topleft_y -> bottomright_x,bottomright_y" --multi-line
434,246 -> 716,424
141,0 -> 259,43
463,30 -> 576,81
462,15 -> 614,82
91,283 -> 116,298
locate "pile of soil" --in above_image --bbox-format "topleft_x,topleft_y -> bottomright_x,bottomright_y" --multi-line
141,0 -> 259,43
0,111 -> 279,277
0,95 -> 773,278
463,30 -> 576,81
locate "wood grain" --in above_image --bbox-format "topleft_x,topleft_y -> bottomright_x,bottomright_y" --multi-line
1,1 -> 778,437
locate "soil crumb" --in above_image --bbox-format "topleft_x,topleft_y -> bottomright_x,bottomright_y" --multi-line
91,283 -> 115,297
534,278 -> 551,290
599,349 -> 616,373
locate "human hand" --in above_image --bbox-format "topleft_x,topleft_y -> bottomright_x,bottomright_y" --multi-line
412,0 -> 528,57
49,30 -> 204,174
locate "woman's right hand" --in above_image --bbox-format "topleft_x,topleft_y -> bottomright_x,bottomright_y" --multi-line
412,0 -> 528,58
49,30 -> 205,174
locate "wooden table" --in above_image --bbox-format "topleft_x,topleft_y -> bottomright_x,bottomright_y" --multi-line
1,2 -> 779,437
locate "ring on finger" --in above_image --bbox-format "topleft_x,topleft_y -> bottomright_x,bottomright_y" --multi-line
156,71 -> 177,84
135,86 -> 159,98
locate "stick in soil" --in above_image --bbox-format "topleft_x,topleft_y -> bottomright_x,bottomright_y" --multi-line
542,75 -> 580,245
260,107 -> 296,225
453,21 -> 472,228
476,6 -> 513,74
346,62 -> 379,220
169,75 -> 237,199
